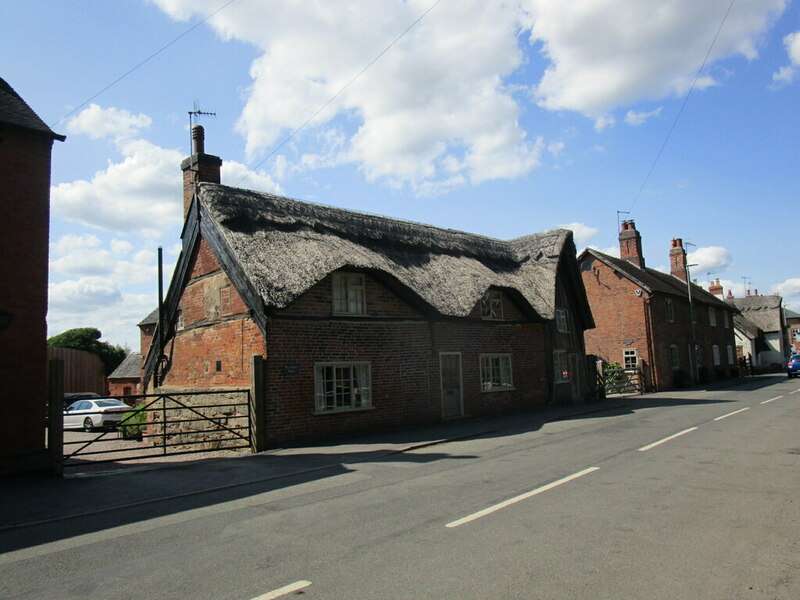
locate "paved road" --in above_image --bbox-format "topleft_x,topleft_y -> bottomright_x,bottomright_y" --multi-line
3,377 -> 799,599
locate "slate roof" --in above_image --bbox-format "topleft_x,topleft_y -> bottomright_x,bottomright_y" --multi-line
138,308 -> 159,327
580,248 -> 734,311
726,295 -> 783,333
198,183 -> 588,322
0,77 -> 65,140
108,352 -> 142,379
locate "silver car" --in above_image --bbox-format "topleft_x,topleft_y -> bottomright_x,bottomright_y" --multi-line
64,399 -> 131,432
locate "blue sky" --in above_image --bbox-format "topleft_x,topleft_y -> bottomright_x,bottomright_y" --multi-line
2,0 -> 798,350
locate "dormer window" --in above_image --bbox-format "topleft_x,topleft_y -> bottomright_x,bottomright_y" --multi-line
555,308 -> 570,333
333,272 -> 366,315
481,290 -> 503,320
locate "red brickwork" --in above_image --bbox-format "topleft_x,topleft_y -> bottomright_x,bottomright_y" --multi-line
265,274 -> 549,445
0,127 -> 56,473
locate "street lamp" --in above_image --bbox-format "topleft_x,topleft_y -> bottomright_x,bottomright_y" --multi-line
686,263 -> 699,384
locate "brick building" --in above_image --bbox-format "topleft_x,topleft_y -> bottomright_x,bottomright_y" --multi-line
579,221 -> 737,391
142,127 -> 595,447
0,78 -> 64,474
107,352 -> 143,397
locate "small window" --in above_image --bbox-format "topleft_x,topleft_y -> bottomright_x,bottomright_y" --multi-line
555,308 -> 570,333
709,306 -> 717,327
315,363 -> 372,412
665,299 -> 675,323
623,348 -> 638,370
726,345 -> 734,365
723,310 -> 730,329
670,345 -> 679,370
176,310 -> 184,331
215,360 -> 222,372
553,351 -> 570,383
712,345 -> 721,366
481,290 -> 503,320
480,354 -> 513,391
332,273 -> 366,315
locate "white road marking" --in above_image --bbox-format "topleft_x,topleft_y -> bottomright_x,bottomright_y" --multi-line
252,581 -> 312,600
714,407 -> 750,421
445,467 -> 600,528
637,427 -> 698,452
761,396 -> 783,404
790,389 -> 800,395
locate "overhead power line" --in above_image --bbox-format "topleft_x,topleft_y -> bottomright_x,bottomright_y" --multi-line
236,0 -> 443,186
49,0 -> 238,128
628,0 -> 736,214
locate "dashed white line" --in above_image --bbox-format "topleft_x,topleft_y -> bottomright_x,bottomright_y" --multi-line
445,467 -> 600,529
638,427 -> 698,452
761,396 -> 783,404
714,407 -> 750,421
252,581 -> 312,600
790,389 -> 800,395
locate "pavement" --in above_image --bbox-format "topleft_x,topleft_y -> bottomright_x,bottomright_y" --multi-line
0,374 -> 774,533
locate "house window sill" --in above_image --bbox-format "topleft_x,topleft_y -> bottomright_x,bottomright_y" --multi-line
314,406 -> 375,416
480,387 -> 515,393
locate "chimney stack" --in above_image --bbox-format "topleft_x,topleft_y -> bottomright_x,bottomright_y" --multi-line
181,125 -> 222,217
709,278 -> 723,297
669,238 -> 687,281
619,220 -> 645,268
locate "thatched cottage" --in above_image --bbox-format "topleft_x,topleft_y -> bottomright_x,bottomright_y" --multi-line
143,127 -> 595,447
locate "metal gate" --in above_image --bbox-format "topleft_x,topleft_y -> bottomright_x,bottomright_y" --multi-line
62,389 -> 251,467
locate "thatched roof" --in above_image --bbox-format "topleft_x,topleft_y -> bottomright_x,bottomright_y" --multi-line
580,248 -> 734,311
0,77 -> 65,140
198,183 -> 576,320
726,295 -> 783,333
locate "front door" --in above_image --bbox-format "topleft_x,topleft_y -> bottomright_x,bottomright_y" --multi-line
440,353 -> 463,418
568,353 -> 580,402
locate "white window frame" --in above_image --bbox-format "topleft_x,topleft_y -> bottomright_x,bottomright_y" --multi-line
332,272 -> 366,315
623,348 -> 638,370
665,299 -> 675,323
555,308 -> 570,333
709,306 -> 717,327
480,290 -> 504,320
553,351 -> 570,383
314,362 -> 372,412
712,344 -> 721,366
726,345 -> 734,365
670,344 -> 679,370
480,354 -> 513,391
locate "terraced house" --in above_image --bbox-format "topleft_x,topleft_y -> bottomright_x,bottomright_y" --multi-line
142,127 -> 595,446
579,221 -> 738,392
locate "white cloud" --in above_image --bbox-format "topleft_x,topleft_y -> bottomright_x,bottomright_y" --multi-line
66,104 -> 151,142
525,0 -> 786,117
547,140 -> 565,158
593,115 -> 615,132
559,222 -> 598,246
773,277 -> 800,300
49,277 -> 122,311
625,107 -> 663,126
771,30 -> 800,87
687,246 -> 733,273
222,160 -> 283,195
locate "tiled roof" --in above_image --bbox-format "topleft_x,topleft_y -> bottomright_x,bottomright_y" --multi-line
0,77 -> 64,139
581,248 -> 733,310
108,352 -> 142,379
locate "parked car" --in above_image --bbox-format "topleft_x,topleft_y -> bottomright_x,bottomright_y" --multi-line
787,354 -> 800,378
64,398 -> 130,432
62,391 -> 101,410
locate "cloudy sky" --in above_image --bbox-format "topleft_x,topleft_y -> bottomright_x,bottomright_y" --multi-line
2,0 -> 799,350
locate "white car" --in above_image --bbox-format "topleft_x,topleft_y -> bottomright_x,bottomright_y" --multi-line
64,398 -> 131,432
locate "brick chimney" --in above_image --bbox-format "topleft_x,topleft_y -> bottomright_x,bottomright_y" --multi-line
669,238 -> 687,281
181,125 -> 222,217
727,289 -> 733,299
709,278 -> 723,297
619,220 -> 645,268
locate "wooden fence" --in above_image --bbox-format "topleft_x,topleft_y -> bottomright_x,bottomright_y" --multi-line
47,347 -> 107,395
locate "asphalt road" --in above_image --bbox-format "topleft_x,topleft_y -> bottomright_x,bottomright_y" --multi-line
3,377 -> 799,599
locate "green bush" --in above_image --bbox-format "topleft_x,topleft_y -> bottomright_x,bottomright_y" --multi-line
118,404 -> 147,440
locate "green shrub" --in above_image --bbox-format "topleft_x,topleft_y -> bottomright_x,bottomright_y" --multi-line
118,404 -> 147,440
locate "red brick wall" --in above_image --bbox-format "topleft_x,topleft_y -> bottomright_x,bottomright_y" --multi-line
0,127 -> 56,473
582,258 -> 650,367
582,257 -> 738,390
265,273 -> 549,445
108,378 -> 142,397
157,238 -> 265,390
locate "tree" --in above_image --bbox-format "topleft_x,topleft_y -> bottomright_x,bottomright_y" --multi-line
47,327 -> 128,376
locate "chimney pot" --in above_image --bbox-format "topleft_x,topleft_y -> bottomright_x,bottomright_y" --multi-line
192,125 -> 205,154
619,220 -> 645,268
181,127 -> 222,218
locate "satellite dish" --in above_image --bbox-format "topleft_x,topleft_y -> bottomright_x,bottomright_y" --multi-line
634,289 -> 643,296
